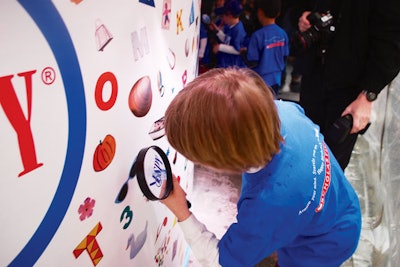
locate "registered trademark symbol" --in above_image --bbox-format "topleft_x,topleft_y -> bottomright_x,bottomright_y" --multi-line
41,67 -> 56,85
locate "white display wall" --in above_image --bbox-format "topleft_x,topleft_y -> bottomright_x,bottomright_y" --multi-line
0,0 -> 200,266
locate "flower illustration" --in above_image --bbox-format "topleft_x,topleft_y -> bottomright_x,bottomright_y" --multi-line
78,197 -> 96,221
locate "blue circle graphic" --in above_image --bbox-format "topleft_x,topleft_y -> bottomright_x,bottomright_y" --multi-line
10,0 -> 86,266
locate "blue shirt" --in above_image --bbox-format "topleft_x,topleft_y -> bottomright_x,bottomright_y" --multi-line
247,24 -> 289,87
218,101 -> 361,267
217,21 -> 247,68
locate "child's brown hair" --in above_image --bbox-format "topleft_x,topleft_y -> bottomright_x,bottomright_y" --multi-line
164,67 -> 283,172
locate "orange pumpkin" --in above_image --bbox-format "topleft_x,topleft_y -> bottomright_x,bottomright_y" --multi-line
93,134 -> 116,172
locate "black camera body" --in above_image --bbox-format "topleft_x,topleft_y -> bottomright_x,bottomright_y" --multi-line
326,114 -> 371,144
326,115 -> 353,144
292,12 -> 335,53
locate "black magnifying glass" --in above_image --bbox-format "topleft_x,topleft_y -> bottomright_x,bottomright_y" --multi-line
116,145 -> 191,208
133,145 -> 172,200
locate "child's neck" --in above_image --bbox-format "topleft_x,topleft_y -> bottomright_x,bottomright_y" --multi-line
228,17 -> 240,27
260,17 -> 275,26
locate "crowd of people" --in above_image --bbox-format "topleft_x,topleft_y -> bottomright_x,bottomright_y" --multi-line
160,0 -> 400,266
199,0 -> 300,95
199,0 -> 400,170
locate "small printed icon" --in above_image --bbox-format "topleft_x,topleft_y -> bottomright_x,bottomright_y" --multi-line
149,117 -> 165,140
93,134 -> 116,172
73,222 -> 103,266
78,197 -> 96,221
95,19 -> 113,51
176,9 -> 184,34
139,0 -> 155,7
128,76 -> 153,117
167,48 -> 176,69
182,70 -> 187,86
161,0 -> 171,29
189,0 -> 195,25
157,71 -> 165,96
126,221 -> 148,259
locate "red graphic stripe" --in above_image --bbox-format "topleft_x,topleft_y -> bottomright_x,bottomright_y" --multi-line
315,143 -> 331,212
266,41 -> 285,49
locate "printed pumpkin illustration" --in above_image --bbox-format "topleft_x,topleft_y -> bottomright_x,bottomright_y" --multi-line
93,134 -> 116,172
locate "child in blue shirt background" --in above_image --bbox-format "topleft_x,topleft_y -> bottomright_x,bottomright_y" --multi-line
210,0 -> 248,68
245,0 -> 289,95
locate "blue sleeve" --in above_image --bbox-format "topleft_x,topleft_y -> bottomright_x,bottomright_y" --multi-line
200,23 -> 208,38
246,33 -> 260,62
230,23 -> 247,51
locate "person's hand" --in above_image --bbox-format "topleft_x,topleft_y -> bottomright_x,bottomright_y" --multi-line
298,11 -> 312,32
341,92 -> 373,134
212,44 -> 220,54
160,174 -> 191,222
208,22 -> 218,32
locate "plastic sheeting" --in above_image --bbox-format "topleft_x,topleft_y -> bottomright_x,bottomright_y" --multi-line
342,73 -> 400,267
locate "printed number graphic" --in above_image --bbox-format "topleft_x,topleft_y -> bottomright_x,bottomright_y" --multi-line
120,206 -> 133,229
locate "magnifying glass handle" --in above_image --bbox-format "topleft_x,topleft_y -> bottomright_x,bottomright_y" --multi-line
186,200 -> 192,209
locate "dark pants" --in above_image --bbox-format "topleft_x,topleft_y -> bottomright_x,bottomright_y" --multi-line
254,252 -> 279,267
299,68 -> 359,170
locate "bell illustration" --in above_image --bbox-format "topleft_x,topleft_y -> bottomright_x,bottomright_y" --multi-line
95,19 -> 113,51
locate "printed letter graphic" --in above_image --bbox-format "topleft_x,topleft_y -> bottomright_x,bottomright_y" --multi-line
0,70 -> 43,177
176,9 -> 184,34
131,27 -> 150,61
95,72 -> 118,111
73,222 -> 103,266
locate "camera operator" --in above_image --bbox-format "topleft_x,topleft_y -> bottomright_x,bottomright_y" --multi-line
292,0 -> 400,169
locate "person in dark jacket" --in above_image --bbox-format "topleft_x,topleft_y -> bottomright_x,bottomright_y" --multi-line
292,0 -> 400,169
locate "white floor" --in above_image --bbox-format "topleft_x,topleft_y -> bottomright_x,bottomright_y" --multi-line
191,165 -> 241,239
186,164 -> 241,266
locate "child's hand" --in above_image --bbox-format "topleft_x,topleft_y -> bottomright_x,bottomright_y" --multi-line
208,22 -> 218,32
160,174 -> 191,222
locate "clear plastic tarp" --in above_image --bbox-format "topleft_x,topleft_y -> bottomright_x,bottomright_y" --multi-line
343,73 -> 400,267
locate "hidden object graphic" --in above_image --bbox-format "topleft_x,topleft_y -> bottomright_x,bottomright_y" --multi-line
126,221 -> 148,259
149,117 -> 166,140
78,197 -> 96,221
154,215 -> 182,266
93,134 -> 116,172
129,76 -> 153,117
120,205 -> 134,229
95,19 -> 113,51
161,0 -> 171,30
73,222 -> 103,266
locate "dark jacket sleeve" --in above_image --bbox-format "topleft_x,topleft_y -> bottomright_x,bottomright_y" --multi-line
361,0 -> 400,93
